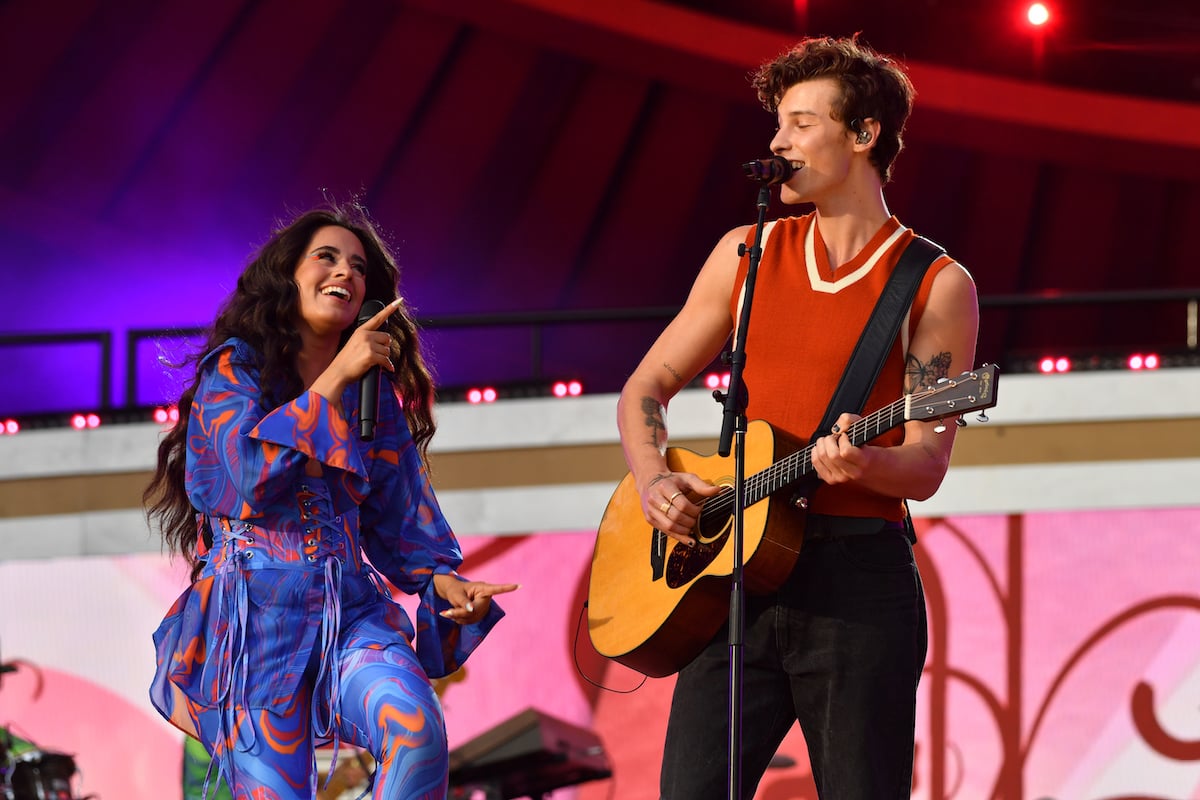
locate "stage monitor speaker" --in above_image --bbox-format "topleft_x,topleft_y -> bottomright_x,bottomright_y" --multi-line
448,707 -> 611,799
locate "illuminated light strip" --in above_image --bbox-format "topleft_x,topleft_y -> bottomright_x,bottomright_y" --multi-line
3,456 -> 1200,560
471,0 -> 1200,150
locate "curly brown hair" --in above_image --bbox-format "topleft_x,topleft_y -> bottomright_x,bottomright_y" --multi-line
144,203 -> 437,578
751,35 -> 915,183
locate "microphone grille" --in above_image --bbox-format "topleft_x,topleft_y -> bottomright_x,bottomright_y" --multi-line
357,298 -> 388,326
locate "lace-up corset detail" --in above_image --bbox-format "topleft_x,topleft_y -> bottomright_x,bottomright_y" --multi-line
297,480 -> 356,567
202,479 -> 362,573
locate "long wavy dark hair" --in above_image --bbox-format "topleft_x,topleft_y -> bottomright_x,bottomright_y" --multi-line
144,203 -> 437,578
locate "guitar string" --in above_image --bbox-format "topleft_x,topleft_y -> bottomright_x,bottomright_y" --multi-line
693,381 -> 971,525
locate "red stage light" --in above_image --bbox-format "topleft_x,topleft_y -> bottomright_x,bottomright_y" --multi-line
1038,357 -> 1056,373
1026,2 -> 1050,26
552,381 -> 569,398
1055,357 -> 1071,373
1,419 -> 18,435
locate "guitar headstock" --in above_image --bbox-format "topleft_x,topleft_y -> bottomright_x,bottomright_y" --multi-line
906,364 -> 998,424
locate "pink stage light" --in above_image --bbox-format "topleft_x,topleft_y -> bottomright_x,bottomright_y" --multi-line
704,371 -> 731,389
1128,353 -> 1161,370
1,419 -> 18,435
467,387 -> 497,404
1039,356 -> 1071,373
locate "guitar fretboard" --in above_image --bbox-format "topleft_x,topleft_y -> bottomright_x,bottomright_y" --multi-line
696,368 -> 992,521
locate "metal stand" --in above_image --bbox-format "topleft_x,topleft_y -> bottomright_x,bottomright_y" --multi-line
714,181 -> 773,800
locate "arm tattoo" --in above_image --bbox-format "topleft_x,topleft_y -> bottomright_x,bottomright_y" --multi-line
905,351 -> 953,392
640,396 -> 667,448
662,362 -> 684,383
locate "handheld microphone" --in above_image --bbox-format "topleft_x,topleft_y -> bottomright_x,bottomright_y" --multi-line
742,156 -> 795,185
357,299 -> 387,441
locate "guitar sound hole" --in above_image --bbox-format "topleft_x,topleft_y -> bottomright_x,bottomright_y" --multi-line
664,493 -> 733,588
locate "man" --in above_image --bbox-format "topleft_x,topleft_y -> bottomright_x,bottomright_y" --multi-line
615,36 -> 979,799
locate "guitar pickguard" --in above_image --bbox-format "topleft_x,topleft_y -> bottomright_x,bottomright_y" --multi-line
664,487 -> 734,588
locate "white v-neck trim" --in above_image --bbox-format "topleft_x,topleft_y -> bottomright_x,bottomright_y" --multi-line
805,219 -> 908,294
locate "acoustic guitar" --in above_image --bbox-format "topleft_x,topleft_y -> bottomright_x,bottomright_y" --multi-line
586,364 -> 998,677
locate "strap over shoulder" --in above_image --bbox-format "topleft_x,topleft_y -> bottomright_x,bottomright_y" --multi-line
810,234 -> 945,442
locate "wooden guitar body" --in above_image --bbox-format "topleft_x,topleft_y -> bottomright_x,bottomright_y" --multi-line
587,420 -> 806,678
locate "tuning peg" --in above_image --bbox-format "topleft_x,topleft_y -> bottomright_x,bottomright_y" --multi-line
976,411 -> 989,423
955,417 -> 967,428
934,423 -> 946,434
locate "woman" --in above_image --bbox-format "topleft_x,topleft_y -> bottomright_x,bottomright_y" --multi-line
145,204 -> 517,799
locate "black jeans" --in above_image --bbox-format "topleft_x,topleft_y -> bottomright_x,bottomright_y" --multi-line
659,523 -> 927,800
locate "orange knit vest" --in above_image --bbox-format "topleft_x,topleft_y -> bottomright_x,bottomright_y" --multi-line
731,213 -> 953,520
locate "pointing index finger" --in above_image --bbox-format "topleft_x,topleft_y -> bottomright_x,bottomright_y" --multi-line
358,297 -> 403,330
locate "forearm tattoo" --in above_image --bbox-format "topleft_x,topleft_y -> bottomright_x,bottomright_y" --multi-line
662,362 -> 684,383
640,396 -> 667,448
905,351 -> 952,392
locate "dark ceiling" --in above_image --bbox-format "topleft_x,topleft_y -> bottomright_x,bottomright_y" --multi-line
669,0 -> 1200,104
1,0 -> 1198,417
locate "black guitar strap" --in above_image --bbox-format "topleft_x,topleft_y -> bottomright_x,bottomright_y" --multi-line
795,234 -> 946,537
810,233 -> 946,441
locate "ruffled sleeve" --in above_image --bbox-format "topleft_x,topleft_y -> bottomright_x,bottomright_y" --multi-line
186,339 -> 369,516
358,385 -> 503,677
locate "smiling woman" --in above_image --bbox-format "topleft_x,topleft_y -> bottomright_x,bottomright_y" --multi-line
141,203 -> 519,800
293,226 -> 369,339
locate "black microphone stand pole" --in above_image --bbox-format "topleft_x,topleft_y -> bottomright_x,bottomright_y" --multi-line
715,179 -> 773,800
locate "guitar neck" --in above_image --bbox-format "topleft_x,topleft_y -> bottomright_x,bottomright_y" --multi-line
733,365 -> 997,507
743,396 -> 910,506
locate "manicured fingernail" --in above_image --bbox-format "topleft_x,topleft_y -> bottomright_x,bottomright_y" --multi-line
466,602 -> 475,613
831,424 -> 841,433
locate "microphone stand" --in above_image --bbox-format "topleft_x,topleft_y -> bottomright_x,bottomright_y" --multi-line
715,179 -> 773,800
